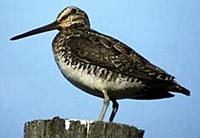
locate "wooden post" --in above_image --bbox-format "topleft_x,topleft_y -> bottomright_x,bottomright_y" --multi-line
24,116 -> 144,138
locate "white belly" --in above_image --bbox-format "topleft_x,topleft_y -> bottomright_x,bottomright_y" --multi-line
56,56 -> 144,99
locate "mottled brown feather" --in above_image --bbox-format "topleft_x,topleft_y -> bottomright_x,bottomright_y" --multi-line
66,29 -> 175,81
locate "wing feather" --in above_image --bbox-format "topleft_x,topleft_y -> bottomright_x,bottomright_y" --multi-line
67,29 -> 175,81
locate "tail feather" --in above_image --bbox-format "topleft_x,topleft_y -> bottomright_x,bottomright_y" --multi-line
167,80 -> 190,96
131,80 -> 190,100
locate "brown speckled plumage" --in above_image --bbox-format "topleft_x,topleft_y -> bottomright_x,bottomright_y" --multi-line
10,6 -> 190,122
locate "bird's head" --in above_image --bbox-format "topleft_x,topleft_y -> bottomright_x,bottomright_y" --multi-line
10,6 -> 90,41
56,6 -> 90,29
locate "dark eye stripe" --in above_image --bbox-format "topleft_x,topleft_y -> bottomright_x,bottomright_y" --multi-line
60,15 -> 69,21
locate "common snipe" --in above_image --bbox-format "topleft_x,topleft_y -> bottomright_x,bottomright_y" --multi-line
10,6 -> 190,122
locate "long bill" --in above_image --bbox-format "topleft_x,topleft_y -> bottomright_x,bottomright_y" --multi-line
10,21 -> 59,41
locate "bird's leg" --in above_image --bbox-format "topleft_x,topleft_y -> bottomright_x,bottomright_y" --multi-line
109,99 -> 119,122
98,90 -> 110,121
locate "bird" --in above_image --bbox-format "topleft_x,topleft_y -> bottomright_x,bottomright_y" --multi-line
10,6 -> 190,122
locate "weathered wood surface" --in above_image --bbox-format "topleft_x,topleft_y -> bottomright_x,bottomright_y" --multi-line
24,116 -> 144,138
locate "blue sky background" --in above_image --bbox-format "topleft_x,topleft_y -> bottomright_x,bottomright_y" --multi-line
1,0 -> 200,138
